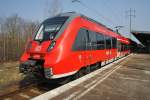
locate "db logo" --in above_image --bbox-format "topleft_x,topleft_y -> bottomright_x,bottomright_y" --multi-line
35,46 -> 42,51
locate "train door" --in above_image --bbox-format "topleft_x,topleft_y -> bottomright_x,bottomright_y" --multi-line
72,28 -> 88,67
105,35 -> 112,62
87,30 -> 97,65
117,40 -> 121,58
112,37 -> 117,59
109,37 -> 112,61
81,29 -> 89,66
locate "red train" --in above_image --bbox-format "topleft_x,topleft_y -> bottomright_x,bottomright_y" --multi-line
19,12 -> 130,81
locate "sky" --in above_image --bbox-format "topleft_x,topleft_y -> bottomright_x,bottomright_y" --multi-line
0,0 -> 150,43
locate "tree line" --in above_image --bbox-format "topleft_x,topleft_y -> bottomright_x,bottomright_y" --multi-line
0,0 -> 63,62
0,14 -> 39,62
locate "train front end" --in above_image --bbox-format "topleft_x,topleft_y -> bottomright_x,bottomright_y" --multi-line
19,14 -> 70,79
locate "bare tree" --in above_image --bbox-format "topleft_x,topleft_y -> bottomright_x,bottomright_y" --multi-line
0,14 -> 39,62
3,14 -> 24,60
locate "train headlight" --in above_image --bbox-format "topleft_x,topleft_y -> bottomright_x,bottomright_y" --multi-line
47,41 -> 56,51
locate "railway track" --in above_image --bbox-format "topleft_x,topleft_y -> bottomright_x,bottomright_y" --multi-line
0,56 -> 129,100
0,80 -> 62,100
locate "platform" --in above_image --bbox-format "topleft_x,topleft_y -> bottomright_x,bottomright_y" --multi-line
33,54 -> 150,100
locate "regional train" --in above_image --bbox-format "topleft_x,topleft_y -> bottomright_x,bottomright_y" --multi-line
19,12 -> 130,81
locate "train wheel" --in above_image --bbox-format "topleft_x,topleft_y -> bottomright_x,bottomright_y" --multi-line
97,62 -> 101,69
72,72 -> 79,80
33,74 -> 46,83
59,77 -> 71,85
73,69 -> 85,80
85,66 -> 91,74
79,68 -> 86,76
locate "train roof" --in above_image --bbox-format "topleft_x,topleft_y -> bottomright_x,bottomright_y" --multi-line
51,12 -> 130,44
57,12 -> 114,32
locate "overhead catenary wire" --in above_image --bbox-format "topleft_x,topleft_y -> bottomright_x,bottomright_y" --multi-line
72,0 -> 117,27
101,0 -> 124,27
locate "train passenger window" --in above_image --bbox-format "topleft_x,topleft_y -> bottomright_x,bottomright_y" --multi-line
121,43 -> 125,51
72,28 -> 88,51
124,44 -> 128,51
117,41 -> 121,52
105,36 -> 111,49
126,45 -> 129,50
96,33 -> 105,50
124,44 -> 126,51
112,37 -> 117,48
34,17 -> 68,41
88,30 -> 97,50
120,43 -> 122,51
123,44 -> 125,51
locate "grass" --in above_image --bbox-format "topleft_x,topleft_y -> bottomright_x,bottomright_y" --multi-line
0,61 -> 24,88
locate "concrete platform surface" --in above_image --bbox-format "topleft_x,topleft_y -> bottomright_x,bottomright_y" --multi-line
34,54 -> 150,100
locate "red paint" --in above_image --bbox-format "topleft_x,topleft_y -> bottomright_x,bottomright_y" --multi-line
20,15 -> 130,78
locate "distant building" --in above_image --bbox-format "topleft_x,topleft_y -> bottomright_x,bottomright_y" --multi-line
132,31 -> 150,53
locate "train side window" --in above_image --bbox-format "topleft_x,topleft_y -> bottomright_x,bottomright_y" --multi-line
88,30 -> 97,50
126,44 -> 128,50
125,44 -> 128,51
110,37 -> 113,49
117,41 -> 121,52
72,28 -> 88,51
112,37 -> 117,48
124,44 -> 126,51
121,43 -> 123,51
121,43 -> 125,51
96,33 -> 105,50
105,35 -> 111,49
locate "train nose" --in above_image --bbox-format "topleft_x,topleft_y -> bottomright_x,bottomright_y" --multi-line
30,41 -> 52,53
28,41 -> 53,59
19,60 -> 36,74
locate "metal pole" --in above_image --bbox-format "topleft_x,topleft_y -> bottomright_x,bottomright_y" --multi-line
126,8 -> 136,40
129,8 -> 132,40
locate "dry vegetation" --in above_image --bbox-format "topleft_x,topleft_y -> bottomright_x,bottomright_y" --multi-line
0,61 -> 23,87
0,15 -> 38,87
0,14 -> 38,62
0,0 -> 62,88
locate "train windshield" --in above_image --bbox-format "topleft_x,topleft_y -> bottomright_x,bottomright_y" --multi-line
34,16 -> 68,41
